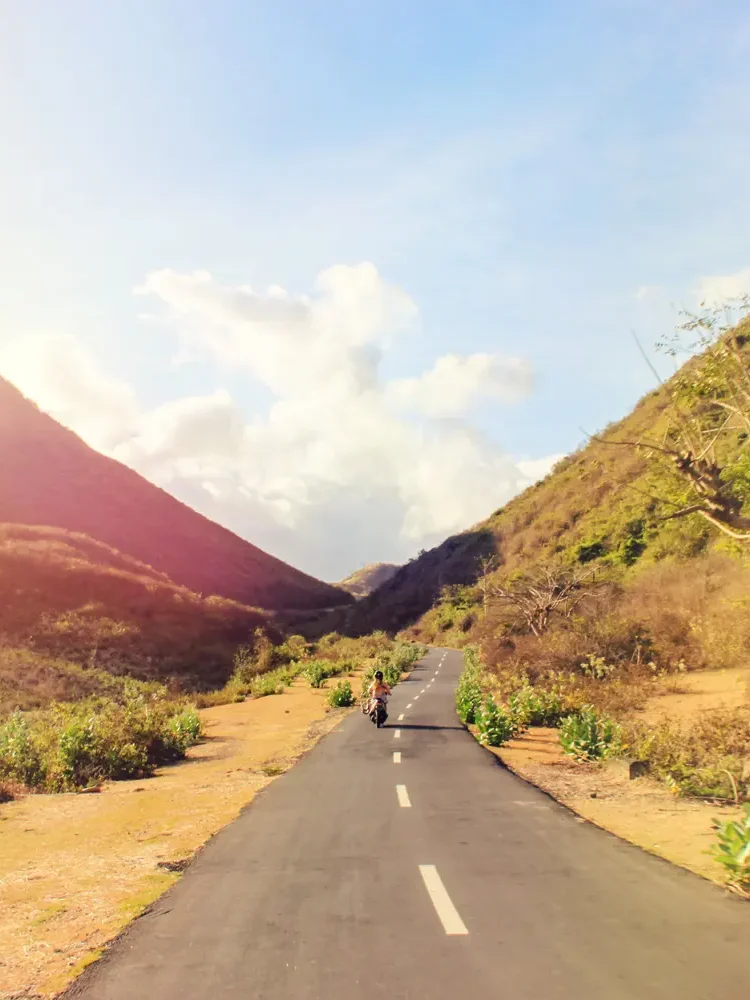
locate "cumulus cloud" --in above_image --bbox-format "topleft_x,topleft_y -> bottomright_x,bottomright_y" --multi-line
1,263 -> 548,579
695,267 -> 750,305
386,352 -> 533,417
0,333 -> 139,452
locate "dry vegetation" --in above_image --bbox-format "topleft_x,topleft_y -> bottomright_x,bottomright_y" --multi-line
0,523 -> 272,707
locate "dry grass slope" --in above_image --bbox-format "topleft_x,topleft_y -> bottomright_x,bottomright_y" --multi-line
0,377 -> 351,610
0,523 -> 273,710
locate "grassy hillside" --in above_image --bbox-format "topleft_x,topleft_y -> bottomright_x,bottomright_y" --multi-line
0,377 -> 351,611
338,562 -> 400,598
352,316 -> 750,643
0,523 -> 273,712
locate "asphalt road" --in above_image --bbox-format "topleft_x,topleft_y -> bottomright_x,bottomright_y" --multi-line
65,648 -> 750,1000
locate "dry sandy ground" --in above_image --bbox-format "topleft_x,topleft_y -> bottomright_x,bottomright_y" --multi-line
491,667 -> 749,887
0,681 -> 356,999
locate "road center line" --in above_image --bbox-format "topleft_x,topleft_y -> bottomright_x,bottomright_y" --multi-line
406,703 -> 413,709
393,751 -> 401,763
397,784 -> 411,808
398,713 -> 405,721
394,729 -> 401,738
418,866 -> 469,936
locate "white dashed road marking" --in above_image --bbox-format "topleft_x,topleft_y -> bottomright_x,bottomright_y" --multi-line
393,752 -> 401,764
419,866 -> 469,936
394,729 -> 401,738
398,713 -> 405,721
406,703 -> 413,709
397,785 -> 411,808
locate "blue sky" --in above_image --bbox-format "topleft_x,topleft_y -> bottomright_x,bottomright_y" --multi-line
2,1 -> 750,579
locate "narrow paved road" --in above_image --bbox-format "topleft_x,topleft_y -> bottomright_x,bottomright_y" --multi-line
66,649 -> 750,999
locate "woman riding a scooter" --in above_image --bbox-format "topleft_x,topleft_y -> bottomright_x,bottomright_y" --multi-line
367,670 -> 391,721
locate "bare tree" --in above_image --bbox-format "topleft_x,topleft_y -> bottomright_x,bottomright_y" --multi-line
488,567 -> 599,637
476,553 -> 499,618
597,300 -> 750,543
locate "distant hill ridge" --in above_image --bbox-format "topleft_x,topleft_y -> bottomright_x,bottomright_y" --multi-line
0,377 -> 350,611
338,562 -> 400,598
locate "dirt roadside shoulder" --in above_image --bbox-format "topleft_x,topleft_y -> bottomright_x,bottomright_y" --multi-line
0,679 -> 358,999
485,667 -> 749,890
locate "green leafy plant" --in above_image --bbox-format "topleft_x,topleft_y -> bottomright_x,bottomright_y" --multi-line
559,707 -> 621,761
0,689 -> 203,792
711,805 -> 750,895
327,681 -> 355,708
507,684 -> 566,728
578,654 -> 616,681
0,712 -> 46,787
475,696 -> 517,747
455,647 -> 483,724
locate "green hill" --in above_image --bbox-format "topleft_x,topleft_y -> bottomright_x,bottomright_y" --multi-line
349,312 -> 750,675
0,523 -> 273,712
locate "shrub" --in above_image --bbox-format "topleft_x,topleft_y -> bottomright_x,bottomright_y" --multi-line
625,709 -> 750,799
508,684 -> 566,728
249,667 -> 291,698
455,647 -> 484,725
327,681 -> 355,708
0,689 -> 203,792
559,707 -> 621,761
303,661 -> 328,688
0,712 -> 46,787
711,805 -> 750,894
578,654 -> 616,681
475,696 -> 518,747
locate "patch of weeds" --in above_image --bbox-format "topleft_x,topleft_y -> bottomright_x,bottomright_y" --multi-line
327,681 -> 355,708
624,708 -> 750,799
455,647 -> 484,724
260,762 -> 286,777
475,696 -> 518,747
711,804 -> 750,895
507,684 -> 566,727
559,707 -> 622,761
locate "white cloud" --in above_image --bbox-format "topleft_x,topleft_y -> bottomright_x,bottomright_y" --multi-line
517,453 -> 566,484
0,333 -> 139,452
635,285 -> 660,301
386,352 -> 533,418
695,267 -> 750,305
134,261 -> 417,400
1,264 -> 547,579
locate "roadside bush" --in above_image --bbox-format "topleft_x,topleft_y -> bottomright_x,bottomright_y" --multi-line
0,712 -> 46,787
327,681 -> 355,708
249,663 -> 302,698
711,805 -> 750,895
624,708 -> 750,799
455,647 -> 484,725
303,659 -> 345,688
559,707 -> 621,761
0,688 -> 203,792
475,696 -> 518,747
508,684 -> 566,728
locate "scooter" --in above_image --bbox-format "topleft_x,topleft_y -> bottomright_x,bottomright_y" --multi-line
368,696 -> 388,728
